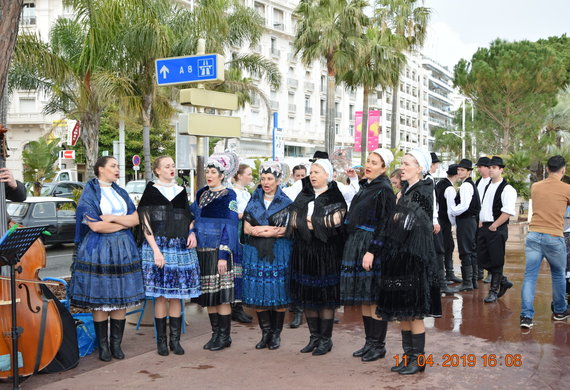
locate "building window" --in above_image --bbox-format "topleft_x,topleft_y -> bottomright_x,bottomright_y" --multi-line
21,1 -> 36,25
254,2 -> 265,23
273,8 -> 284,30
270,37 -> 278,56
320,99 -> 325,116
349,104 -> 354,120
19,97 -> 36,112
335,123 -> 340,135
320,75 -> 326,93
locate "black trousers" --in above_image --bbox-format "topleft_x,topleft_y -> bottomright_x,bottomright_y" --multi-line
440,219 -> 455,273
456,216 -> 477,268
477,223 -> 508,273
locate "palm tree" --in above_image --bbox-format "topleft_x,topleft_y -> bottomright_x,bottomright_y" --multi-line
11,0 -> 132,177
375,0 -> 430,149
341,25 -> 406,165
22,137 -> 61,195
294,0 -> 368,155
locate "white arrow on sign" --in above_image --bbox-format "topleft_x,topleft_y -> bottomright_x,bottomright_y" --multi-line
160,65 -> 170,79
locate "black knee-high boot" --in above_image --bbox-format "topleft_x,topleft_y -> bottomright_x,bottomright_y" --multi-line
94,319 -> 111,362
300,316 -> 320,353
399,333 -> 426,375
210,314 -> 232,351
155,317 -> 169,356
353,316 -> 372,357
203,313 -> 220,350
391,330 -> 412,372
268,311 -> 285,350
255,311 -> 272,349
312,319 -> 334,356
169,316 -> 185,355
109,318 -> 126,360
361,319 -> 387,362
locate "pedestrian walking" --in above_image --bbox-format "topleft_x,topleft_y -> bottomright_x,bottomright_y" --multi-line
520,155 -> 570,329
475,156 -> 492,283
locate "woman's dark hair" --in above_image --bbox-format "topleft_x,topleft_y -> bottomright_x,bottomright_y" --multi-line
94,156 -> 117,178
390,169 -> 402,179
234,164 -> 250,180
292,165 -> 307,174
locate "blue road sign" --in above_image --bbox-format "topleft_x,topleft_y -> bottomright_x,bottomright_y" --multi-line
132,155 -> 141,166
155,54 -> 224,86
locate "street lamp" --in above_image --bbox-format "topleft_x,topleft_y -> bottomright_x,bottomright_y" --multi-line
442,130 -> 465,159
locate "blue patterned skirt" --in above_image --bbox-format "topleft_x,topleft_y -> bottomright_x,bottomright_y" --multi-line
70,230 -> 145,311
140,236 -> 201,299
242,238 -> 292,309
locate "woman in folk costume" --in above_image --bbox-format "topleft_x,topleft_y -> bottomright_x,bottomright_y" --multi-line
340,149 -> 396,362
137,156 -> 201,356
242,161 -> 292,350
287,158 -> 347,356
190,152 -> 240,351
69,156 -> 145,362
376,149 -> 442,375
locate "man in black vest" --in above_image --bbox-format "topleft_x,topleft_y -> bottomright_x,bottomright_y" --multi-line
449,159 -> 481,291
478,156 -> 517,303
475,156 -> 492,283
436,164 -> 461,293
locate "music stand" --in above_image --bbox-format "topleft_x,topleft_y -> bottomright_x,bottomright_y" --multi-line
0,225 -> 47,390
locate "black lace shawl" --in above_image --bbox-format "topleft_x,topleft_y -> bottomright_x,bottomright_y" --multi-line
287,180 -> 347,243
345,174 -> 396,238
136,182 -> 192,245
379,178 -> 438,283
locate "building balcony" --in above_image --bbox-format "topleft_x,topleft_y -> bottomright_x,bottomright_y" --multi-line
304,81 -> 314,91
305,107 -> 313,115
287,78 -> 298,89
270,100 -> 279,110
8,112 -> 49,125
288,104 -> 296,113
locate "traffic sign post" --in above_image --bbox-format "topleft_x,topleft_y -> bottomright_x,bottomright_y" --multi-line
155,54 -> 224,86
132,155 -> 141,181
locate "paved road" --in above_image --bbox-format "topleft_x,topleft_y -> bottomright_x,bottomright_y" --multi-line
40,243 -> 74,279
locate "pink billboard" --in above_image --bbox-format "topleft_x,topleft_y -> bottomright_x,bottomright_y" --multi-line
353,110 -> 381,152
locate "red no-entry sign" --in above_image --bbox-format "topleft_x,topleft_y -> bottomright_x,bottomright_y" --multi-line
60,150 -> 75,159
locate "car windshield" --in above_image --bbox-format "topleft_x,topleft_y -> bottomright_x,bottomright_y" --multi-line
7,203 -> 29,218
125,181 -> 145,194
40,183 -> 56,196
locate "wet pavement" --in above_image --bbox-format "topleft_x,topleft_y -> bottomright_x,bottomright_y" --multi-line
13,223 -> 570,390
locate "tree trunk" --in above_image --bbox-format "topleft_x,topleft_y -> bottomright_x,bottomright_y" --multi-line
142,93 -> 153,182
390,76 -> 400,149
0,0 -> 23,121
360,86 -> 369,166
325,65 -> 336,155
80,114 -> 101,180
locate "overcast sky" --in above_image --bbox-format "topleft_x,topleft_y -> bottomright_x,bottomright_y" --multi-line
422,0 -> 570,69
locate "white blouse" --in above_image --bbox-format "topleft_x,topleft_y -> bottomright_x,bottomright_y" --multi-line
100,187 -> 128,216
154,184 -> 184,202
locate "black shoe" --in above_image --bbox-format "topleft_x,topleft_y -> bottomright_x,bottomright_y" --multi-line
483,273 -> 492,283
497,276 -> 514,298
361,319 -> 387,362
210,314 -> 232,351
203,313 -> 220,350
457,266 -> 474,291
484,273 -> 502,303
109,318 -> 126,360
553,308 -> 570,321
391,330 -> 412,372
94,319 -> 111,362
399,333 -> 426,375
312,319 -> 334,356
441,284 -> 459,295
300,316 -> 320,353
155,317 -> 169,356
446,272 -> 463,284
231,302 -> 252,323
255,311 -> 272,349
353,316 -> 372,357
472,263 -> 479,289
268,311 -> 285,350
289,310 -> 303,328
520,316 -> 533,329
169,316 -> 185,355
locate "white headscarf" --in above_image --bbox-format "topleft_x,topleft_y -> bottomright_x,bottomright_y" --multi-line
370,148 -> 394,168
407,148 -> 432,175
312,159 -> 334,182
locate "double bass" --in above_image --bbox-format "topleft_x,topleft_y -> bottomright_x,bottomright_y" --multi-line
0,125 -> 63,386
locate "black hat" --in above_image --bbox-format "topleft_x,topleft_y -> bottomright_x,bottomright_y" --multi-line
430,152 -> 441,164
457,158 -> 474,170
475,156 -> 491,167
488,156 -> 505,168
309,150 -> 329,162
446,164 -> 459,176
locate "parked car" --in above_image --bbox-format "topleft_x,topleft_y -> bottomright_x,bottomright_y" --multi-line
39,181 -> 85,198
125,180 -> 146,205
7,197 -> 77,245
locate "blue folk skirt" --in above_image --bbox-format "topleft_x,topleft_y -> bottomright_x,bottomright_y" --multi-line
242,238 -> 292,309
140,236 -> 201,299
69,230 -> 145,311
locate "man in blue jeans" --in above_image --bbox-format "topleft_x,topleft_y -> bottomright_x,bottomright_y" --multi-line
521,155 -> 570,329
